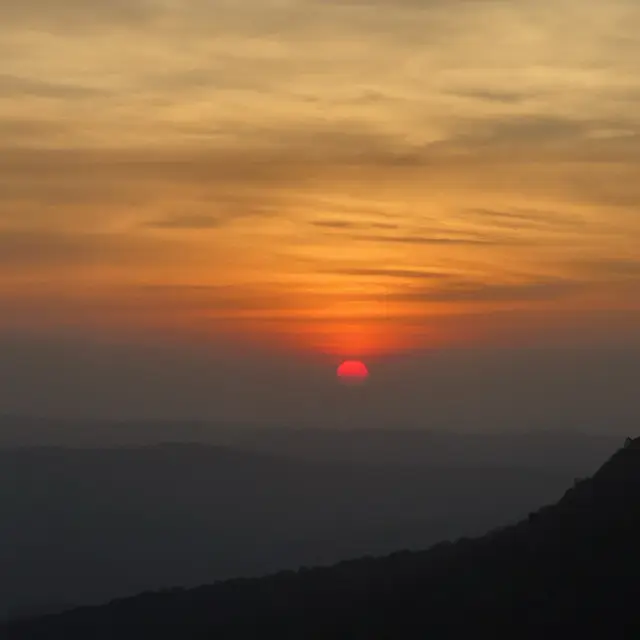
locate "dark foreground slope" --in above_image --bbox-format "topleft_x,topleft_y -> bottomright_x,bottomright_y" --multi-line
4,439 -> 640,638
0,443 -> 574,616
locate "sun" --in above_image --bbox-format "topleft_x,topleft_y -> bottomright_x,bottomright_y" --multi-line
336,360 -> 369,385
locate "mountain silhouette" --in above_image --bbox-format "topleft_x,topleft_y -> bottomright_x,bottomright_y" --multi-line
0,442 -> 577,617
3,437 -> 639,638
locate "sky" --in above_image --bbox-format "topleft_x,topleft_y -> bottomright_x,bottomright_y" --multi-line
1,0 -> 640,426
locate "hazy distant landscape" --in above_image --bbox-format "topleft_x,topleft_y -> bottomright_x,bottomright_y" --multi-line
0,415 -> 623,619
6,438 -> 639,638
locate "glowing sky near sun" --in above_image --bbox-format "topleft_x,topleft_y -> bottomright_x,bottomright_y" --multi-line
1,0 -> 640,357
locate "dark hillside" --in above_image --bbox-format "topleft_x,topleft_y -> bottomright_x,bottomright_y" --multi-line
0,443 -> 572,617
4,438 -> 640,637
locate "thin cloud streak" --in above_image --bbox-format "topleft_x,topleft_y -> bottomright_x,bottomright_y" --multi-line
346,233 -> 517,246
386,279 -> 585,304
143,215 -> 225,230
312,220 -> 399,230
327,267 -> 451,279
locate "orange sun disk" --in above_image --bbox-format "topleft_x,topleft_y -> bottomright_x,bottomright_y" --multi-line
337,360 -> 369,379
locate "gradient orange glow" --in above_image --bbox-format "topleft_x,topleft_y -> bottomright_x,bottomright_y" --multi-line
1,0 -> 640,357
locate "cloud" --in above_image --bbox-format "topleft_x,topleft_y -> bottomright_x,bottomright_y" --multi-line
143,195 -> 285,231
311,220 -> 398,230
0,74 -> 105,99
311,220 -> 356,229
347,233 -> 515,246
447,116 -> 589,153
144,214 -> 225,230
387,279 -> 583,304
0,147 -> 299,233
0,118 -> 77,144
0,230 -> 188,270
0,0 -> 159,30
327,267 -> 450,280
466,208 -> 586,230
570,258 -> 640,279
484,117 -> 588,142
449,89 -> 527,104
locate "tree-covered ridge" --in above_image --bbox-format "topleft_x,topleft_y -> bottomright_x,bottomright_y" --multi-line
4,438 -> 640,638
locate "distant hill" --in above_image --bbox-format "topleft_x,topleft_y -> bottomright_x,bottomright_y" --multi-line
0,442 -> 578,618
4,438 -> 640,637
0,413 -> 623,470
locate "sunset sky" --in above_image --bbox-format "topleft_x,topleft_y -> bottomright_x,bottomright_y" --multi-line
2,1 -> 640,423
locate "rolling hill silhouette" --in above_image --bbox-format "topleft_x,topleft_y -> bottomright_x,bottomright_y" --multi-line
3,437 -> 639,637
0,442 -> 575,617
